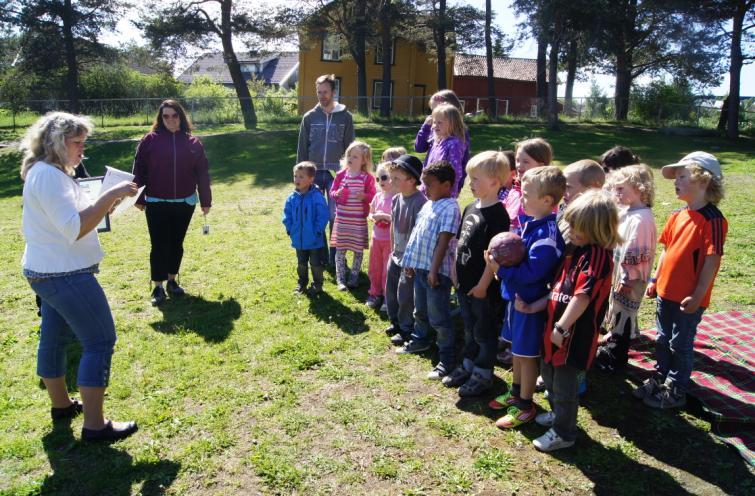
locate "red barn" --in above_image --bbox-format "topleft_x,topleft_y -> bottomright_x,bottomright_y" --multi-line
452,54 -> 544,116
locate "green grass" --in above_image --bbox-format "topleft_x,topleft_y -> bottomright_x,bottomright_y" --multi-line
0,123 -> 753,495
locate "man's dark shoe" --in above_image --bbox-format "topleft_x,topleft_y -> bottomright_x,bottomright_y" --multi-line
81,420 -> 138,442
384,324 -> 401,336
307,284 -> 322,295
51,399 -> 83,421
396,339 -> 431,354
151,286 -> 167,306
166,279 -> 185,297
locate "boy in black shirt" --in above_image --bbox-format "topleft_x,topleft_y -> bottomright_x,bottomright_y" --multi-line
443,151 -> 511,396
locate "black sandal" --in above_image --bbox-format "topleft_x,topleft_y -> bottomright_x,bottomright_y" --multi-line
81,420 -> 138,442
51,399 -> 83,421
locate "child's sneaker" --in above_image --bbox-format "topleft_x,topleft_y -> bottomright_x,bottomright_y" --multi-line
488,391 -> 517,410
379,302 -> 388,313
427,363 -> 449,380
337,281 -> 348,291
533,428 -> 574,452
441,366 -> 471,388
535,411 -> 555,427
535,375 -> 546,392
396,339 -> 430,354
347,273 -> 359,289
307,284 -> 322,295
643,381 -> 686,409
495,403 -> 536,429
632,376 -> 661,400
293,284 -> 306,295
365,295 -> 382,308
458,373 -> 493,397
390,332 -> 408,346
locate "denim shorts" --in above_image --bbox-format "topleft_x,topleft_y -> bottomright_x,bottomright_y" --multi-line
29,272 -> 117,387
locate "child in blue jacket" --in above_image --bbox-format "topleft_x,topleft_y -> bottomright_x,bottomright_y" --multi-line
283,162 -> 330,295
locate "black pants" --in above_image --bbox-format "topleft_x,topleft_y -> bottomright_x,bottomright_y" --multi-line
296,249 -> 325,288
145,202 -> 195,282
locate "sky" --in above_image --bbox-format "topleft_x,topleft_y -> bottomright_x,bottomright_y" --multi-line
104,0 -> 754,98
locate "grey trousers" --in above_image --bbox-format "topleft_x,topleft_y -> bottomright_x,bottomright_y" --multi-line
385,258 -> 414,334
540,359 -> 580,442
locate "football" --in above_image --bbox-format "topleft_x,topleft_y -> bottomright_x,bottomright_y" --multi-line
488,232 -> 526,267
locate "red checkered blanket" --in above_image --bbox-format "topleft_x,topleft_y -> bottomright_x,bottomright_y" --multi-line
628,311 -> 755,465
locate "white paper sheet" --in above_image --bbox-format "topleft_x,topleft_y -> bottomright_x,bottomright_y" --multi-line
111,185 -> 145,216
101,166 -> 135,192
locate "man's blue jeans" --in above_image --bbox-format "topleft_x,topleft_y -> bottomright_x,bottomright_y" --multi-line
411,269 -> 456,367
654,297 -> 705,393
314,169 -> 336,264
30,272 -> 116,387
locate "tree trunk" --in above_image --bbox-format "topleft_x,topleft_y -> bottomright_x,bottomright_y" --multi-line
614,58 -> 632,121
564,38 -> 578,116
437,0 -> 447,90
354,0 -> 368,114
536,34 -> 547,117
726,0 -> 746,139
485,0 -> 496,117
547,40 -> 560,130
221,0 -> 256,129
62,0 -> 79,113
379,3 -> 392,118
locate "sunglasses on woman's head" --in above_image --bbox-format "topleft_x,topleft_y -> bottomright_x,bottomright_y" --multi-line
376,175 -> 389,182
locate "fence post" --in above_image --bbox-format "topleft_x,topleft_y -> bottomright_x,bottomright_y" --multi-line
101,100 -> 104,128
12,109 -> 16,130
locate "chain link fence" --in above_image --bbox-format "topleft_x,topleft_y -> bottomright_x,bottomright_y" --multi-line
1,95 -> 752,134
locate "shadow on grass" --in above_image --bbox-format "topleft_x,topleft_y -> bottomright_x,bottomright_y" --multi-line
40,421 -> 180,495
151,295 -> 241,343
584,372 -> 753,495
306,288 -> 369,335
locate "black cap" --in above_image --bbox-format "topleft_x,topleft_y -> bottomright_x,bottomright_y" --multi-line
392,154 -> 423,181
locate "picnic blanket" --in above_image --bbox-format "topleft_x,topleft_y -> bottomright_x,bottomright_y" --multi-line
627,310 -> 755,466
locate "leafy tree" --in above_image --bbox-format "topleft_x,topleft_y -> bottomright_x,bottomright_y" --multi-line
3,0 -> 126,112
485,0 -> 496,116
691,0 -> 754,137
140,0 -> 295,129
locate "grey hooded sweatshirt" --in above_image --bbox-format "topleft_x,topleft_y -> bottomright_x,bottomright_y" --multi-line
297,103 -> 355,172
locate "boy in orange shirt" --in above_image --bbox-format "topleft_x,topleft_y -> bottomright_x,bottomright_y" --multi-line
634,152 -> 727,409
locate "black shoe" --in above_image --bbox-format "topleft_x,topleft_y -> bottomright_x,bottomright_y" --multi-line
390,332 -> 408,346
51,399 -> 83,421
81,420 -> 138,442
294,284 -> 306,295
151,286 -> 167,306
384,324 -> 400,336
166,279 -> 185,297
307,284 -> 322,295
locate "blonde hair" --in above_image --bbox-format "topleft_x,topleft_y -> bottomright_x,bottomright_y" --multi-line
563,190 -> 623,249
432,103 -> 466,140
564,159 -> 605,189
341,141 -> 373,173
466,151 -> 510,186
20,112 -> 93,180
293,161 -> 317,177
521,165 -> 565,205
516,138 -> 553,165
687,164 -> 724,205
381,146 -> 407,162
375,161 -> 391,177
608,163 -> 655,207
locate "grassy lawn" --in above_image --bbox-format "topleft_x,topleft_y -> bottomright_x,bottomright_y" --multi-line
0,123 -> 753,495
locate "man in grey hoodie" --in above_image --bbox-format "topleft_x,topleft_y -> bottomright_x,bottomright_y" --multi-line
297,74 -> 355,265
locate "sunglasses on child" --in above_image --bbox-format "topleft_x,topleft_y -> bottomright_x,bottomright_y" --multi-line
376,175 -> 389,182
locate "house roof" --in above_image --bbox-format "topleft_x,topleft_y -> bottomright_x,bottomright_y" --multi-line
454,54 -> 542,82
178,52 -> 298,85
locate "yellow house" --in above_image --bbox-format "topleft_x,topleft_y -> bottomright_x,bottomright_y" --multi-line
298,31 -> 453,115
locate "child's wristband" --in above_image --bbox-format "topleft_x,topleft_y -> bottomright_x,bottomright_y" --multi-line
649,277 -> 657,284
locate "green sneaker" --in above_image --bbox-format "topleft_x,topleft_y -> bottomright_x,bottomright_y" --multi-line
488,390 -> 517,410
495,404 -> 536,429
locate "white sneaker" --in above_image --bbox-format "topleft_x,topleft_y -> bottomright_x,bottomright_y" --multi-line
533,428 -> 574,452
379,302 -> 388,313
535,411 -> 555,427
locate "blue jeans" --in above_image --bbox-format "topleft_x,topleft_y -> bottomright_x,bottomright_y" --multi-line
411,269 -> 455,367
314,170 -> 336,264
458,292 -> 500,375
654,297 -> 705,393
385,259 -> 414,334
30,273 -> 116,387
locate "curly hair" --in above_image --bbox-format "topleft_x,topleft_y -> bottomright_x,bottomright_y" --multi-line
20,112 -> 93,180
423,160 -> 455,186
688,164 -> 725,205
608,163 -> 655,207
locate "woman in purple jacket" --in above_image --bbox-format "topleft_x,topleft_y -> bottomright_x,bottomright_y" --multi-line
132,100 -> 212,306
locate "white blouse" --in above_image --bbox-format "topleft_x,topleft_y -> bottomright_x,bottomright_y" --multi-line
22,162 -> 104,274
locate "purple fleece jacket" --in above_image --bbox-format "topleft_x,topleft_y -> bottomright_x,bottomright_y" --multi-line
132,129 -> 212,207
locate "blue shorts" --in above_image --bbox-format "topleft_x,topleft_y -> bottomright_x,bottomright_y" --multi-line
501,304 -> 544,358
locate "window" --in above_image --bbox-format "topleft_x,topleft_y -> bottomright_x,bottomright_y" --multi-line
333,77 -> 342,99
374,39 -> 395,65
321,33 -> 342,62
372,80 -> 394,110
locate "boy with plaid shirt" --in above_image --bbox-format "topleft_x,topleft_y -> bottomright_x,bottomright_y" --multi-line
397,161 -> 461,381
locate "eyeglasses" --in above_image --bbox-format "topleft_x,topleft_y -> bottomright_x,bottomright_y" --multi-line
376,175 -> 389,182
